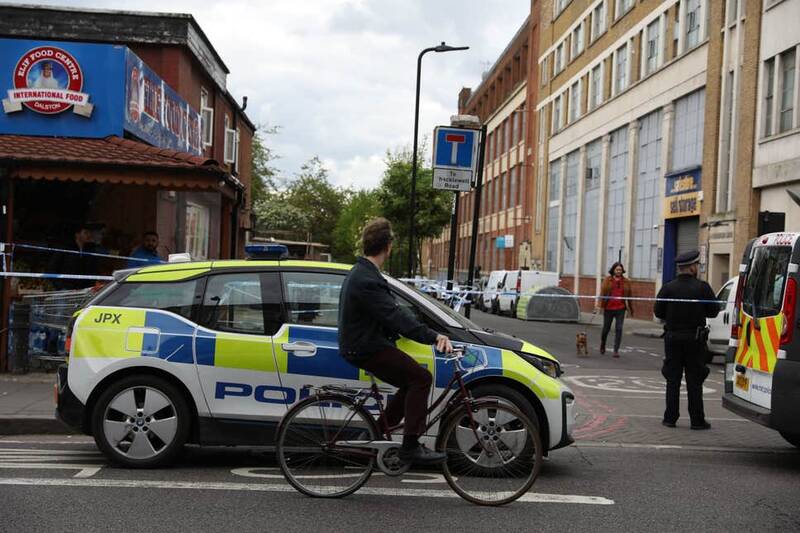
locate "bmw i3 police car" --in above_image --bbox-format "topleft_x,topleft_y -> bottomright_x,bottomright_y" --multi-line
56,245 -> 576,468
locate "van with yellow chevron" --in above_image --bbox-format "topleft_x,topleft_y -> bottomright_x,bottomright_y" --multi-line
55,244 -> 576,467
722,232 -> 800,448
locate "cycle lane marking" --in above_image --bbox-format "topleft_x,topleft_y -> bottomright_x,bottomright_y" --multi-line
0,477 -> 615,505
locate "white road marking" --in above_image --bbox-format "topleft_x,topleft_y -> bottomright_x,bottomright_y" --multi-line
0,477 -> 615,505
232,467 -> 449,484
0,464 -> 102,477
564,375 -> 715,394
0,448 -> 105,477
576,442 -> 795,454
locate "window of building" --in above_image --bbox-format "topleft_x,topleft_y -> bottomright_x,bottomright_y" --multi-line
546,160 -> 561,271
614,44 -> 628,95
590,64 -> 603,110
562,151 -> 579,275
671,89 -> 705,171
283,272 -> 343,328
591,1 -> 607,41
223,115 -> 236,164
554,0 -> 571,19
501,172 -> 508,210
685,0 -> 702,50
102,280 -> 198,321
520,105 -> 527,143
616,0 -> 634,20
555,42 -> 565,74
513,110 -> 521,146
632,110 -> 663,280
673,4 -> 680,57
494,176 -> 500,212
763,58 -> 775,137
540,57 -> 549,86
569,80 -> 582,123
607,126 -> 629,267
726,0 -> 737,25
581,140 -> 602,275
779,48 -> 796,133
505,118 -> 512,152
200,88 -> 214,147
571,22 -> 584,59
553,94 -> 563,133
644,19 -> 661,76
510,166 -> 518,207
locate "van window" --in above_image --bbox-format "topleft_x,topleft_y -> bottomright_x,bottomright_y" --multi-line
742,246 -> 792,318
102,280 -> 198,319
717,281 -> 733,304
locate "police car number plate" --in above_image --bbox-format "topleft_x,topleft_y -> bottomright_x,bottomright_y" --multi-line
735,374 -> 749,391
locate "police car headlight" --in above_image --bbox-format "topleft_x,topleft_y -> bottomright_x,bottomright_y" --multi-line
515,351 -> 562,378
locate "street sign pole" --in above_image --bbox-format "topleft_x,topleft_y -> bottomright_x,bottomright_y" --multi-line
464,124 -> 487,319
446,191 -> 459,291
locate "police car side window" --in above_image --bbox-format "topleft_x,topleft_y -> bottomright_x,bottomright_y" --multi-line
101,280 -> 197,319
282,272 -> 342,328
201,273 -> 266,335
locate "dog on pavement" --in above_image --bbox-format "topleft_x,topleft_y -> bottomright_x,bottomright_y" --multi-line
576,332 -> 589,356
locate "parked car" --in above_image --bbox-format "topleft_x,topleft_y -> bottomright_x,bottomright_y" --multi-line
497,270 -> 561,318
56,257 -> 575,468
707,276 -> 738,358
481,270 -> 508,314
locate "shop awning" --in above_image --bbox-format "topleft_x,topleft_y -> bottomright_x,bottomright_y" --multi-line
0,134 -> 241,195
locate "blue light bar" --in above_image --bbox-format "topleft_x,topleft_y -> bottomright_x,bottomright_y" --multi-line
245,244 -> 289,260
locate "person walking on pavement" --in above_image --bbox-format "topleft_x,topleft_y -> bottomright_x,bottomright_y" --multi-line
654,250 -> 720,430
338,217 -> 453,465
598,262 -> 633,358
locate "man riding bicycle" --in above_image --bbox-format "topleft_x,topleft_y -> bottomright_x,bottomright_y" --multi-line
338,217 -> 453,465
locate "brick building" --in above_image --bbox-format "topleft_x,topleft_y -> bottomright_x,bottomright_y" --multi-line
426,13 -> 535,281
0,5 -> 255,371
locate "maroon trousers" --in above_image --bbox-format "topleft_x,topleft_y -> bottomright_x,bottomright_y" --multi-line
355,346 -> 432,437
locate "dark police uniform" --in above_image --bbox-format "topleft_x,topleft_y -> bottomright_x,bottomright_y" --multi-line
654,250 -> 720,429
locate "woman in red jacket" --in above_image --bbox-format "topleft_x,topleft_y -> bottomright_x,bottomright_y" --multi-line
597,262 -> 633,358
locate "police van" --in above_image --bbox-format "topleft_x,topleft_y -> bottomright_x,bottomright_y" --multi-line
722,233 -> 800,447
56,246 -> 576,467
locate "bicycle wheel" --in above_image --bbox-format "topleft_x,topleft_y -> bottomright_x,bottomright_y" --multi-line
276,393 -> 379,498
439,399 -> 542,506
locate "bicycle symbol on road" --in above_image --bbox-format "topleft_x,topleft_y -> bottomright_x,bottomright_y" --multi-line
564,375 -> 716,394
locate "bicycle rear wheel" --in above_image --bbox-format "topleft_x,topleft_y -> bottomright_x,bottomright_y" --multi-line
439,399 -> 542,506
276,393 -> 379,498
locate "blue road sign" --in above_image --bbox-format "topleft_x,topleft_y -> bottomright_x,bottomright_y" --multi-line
433,126 -> 479,171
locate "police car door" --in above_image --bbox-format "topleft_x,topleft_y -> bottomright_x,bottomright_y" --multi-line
194,272 -> 287,421
274,271 -> 362,404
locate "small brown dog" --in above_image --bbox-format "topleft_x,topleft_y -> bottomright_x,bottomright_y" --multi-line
576,332 -> 589,356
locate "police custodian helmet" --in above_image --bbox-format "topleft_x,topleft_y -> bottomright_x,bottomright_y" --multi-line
675,250 -> 701,266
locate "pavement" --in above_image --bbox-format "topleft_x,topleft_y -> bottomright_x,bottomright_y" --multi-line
0,372 -> 71,435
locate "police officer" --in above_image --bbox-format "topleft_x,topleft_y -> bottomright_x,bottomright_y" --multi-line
654,250 -> 720,430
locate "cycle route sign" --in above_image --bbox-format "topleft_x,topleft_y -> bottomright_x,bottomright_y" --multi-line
432,126 -> 479,192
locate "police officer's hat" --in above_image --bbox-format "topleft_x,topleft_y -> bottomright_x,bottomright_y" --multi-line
675,250 -> 701,266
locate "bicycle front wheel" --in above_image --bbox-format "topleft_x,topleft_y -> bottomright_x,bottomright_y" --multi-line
439,399 -> 542,506
276,393 -> 379,498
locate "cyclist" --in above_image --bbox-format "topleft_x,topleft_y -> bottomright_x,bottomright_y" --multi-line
338,217 -> 453,465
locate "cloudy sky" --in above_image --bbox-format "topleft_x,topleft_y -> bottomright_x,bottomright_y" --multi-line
8,0 -> 529,189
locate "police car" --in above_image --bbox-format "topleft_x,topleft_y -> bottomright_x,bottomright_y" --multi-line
56,245 -> 576,467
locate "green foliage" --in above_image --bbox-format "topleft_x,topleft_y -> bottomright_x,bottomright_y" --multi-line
250,124 -> 281,207
333,189 -> 381,263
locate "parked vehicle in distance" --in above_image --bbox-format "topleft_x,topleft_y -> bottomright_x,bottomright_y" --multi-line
481,270 -> 508,314
707,276 -> 738,358
497,270 -> 561,318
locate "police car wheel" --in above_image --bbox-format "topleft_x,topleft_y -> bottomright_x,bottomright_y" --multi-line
92,375 -> 191,468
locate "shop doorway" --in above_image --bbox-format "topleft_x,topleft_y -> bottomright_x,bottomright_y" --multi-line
662,216 -> 699,283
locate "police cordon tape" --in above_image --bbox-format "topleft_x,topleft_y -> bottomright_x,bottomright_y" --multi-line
0,242 -> 166,263
0,272 -> 114,281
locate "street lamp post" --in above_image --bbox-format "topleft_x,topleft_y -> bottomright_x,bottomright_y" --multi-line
408,42 -> 469,278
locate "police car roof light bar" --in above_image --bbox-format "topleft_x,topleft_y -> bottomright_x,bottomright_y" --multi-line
245,244 -> 289,261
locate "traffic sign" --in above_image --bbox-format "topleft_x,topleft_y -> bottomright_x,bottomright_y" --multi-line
432,126 -> 479,191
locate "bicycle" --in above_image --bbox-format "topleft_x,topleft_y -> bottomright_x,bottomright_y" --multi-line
275,346 -> 543,506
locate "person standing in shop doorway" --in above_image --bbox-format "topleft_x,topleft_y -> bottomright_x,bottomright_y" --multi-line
47,223 -> 99,290
597,262 -> 633,358
127,231 -> 163,268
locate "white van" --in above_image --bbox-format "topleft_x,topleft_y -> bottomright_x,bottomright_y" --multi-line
498,270 -> 561,317
482,270 -> 508,313
707,276 -> 738,357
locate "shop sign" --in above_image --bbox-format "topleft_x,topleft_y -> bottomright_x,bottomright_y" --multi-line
124,50 -> 202,156
4,45 -> 92,116
664,167 -> 701,219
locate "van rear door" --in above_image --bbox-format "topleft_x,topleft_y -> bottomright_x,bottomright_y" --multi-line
733,245 -> 792,409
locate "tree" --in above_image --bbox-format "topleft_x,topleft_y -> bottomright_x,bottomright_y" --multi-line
333,189 -> 381,263
252,195 -> 310,235
377,146 -> 452,275
250,124 -> 281,207
283,157 -> 348,256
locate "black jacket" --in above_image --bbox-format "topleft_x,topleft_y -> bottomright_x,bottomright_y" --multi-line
338,257 -> 439,361
654,274 -> 720,333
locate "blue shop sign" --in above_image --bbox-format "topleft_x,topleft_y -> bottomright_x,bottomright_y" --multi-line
664,166 -> 701,219
0,38 -> 202,155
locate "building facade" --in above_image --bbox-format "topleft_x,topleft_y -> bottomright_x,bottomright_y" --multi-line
427,14 -> 535,281
532,0 -> 714,317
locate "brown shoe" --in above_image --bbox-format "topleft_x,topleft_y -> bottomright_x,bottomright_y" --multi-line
612,352 -> 620,358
